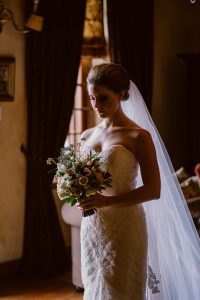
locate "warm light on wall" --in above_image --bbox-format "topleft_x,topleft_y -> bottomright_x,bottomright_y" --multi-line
0,0 -> 43,34
26,0 -> 43,32
82,0 -> 106,57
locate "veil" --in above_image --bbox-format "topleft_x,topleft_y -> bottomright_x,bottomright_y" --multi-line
121,81 -> 200,299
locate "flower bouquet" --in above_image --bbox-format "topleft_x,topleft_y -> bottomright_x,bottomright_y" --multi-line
47,143 -> 112,217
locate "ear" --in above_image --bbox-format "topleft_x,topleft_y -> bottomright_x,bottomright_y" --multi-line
119,90 -> 125,100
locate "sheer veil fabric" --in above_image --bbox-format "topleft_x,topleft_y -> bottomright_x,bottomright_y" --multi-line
121,81 -> 200,299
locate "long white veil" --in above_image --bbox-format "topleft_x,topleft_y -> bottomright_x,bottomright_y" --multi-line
121,81 -> 200,299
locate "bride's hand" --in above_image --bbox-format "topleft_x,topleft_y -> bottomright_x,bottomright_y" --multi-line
76,193 -> 108,211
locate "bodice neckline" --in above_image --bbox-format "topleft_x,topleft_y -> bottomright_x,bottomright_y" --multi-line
85,144 -> 136,160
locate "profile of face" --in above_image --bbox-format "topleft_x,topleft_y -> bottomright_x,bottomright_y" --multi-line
88,83 -> 122,118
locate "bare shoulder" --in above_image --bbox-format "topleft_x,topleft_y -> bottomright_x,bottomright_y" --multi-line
119,118 -> 152,142
127,126 -> 152,142
134,128 -> 152,140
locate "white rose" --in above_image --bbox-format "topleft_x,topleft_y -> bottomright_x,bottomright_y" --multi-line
60,175 -> 72,189
57,175 -> 70,191
57,163 -> 67,173
63,149 -> 71,156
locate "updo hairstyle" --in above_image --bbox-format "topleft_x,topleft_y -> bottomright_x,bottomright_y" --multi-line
87,63 -> 130,101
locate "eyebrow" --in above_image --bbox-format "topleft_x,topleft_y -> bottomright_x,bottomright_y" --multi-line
89,93 -> 109,97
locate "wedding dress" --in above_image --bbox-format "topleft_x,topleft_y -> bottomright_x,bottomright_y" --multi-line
81,144 -> 148,300
80,81 -> 200,300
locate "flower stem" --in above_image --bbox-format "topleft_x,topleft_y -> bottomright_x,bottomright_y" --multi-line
82,209 -> 97,217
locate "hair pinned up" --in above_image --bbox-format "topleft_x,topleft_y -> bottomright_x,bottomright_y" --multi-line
87,63 -> 130,101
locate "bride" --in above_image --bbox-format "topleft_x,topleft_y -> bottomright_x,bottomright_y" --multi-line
77,63 -> 200,299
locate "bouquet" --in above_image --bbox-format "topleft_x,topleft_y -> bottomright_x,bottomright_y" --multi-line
47,143 -> 112,217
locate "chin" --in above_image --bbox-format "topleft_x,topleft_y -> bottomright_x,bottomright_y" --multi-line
98,112 -> 107,118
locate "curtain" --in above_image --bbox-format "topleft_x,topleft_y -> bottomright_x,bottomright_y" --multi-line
107,0 -> 154,111
20,0 -> 86,277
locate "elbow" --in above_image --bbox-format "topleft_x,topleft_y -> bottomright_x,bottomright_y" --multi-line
148,185 -> 161,200
152,178 -> 161,200
143,181 -> 161,201
153,186 -> 161,200
154,191 -> 160,200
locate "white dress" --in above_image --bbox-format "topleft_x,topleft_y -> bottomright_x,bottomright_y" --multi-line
81,145 -> 148,300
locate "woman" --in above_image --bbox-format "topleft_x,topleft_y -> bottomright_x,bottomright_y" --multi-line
77,63 -> 200,300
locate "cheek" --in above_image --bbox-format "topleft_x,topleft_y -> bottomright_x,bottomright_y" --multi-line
110,99 -> 120,110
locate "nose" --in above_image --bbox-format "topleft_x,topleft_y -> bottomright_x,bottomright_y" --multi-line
93,98 -> 101,109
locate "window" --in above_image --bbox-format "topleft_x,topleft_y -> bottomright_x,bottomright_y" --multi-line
66,0 -> 109,146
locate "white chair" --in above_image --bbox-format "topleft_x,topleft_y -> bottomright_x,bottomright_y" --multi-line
61,204 -> 83,289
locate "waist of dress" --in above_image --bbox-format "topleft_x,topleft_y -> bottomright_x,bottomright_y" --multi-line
98,203 -> 145,217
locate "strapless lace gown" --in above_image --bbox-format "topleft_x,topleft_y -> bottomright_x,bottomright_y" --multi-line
81,145 -> 148,300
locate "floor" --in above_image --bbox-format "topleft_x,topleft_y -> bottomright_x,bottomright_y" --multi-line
0,271 -> 83,300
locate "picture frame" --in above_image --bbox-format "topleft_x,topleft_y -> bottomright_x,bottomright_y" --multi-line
0,56 -> 15,101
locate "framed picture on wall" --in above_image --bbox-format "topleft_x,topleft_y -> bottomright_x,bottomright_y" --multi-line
0,56 -> 15,101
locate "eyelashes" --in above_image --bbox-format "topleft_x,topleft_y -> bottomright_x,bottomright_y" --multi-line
89,95 -> 108,102
99,96 -> 108,101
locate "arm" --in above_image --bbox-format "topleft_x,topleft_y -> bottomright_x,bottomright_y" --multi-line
78,130 -> 161,211
126,129 -> 161,203
52,176 -> 57,189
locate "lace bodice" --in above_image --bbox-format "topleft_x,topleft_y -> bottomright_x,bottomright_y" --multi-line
98,144 -> 138,194
81,144 -> 147,300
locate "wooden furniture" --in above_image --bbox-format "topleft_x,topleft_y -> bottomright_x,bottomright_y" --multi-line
186,196 -> 200,236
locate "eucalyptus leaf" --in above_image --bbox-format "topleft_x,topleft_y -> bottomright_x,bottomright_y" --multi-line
71,198 -> 78,206
65,195 -> 78,204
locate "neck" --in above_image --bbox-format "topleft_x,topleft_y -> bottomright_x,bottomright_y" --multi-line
103,107 -> 128,128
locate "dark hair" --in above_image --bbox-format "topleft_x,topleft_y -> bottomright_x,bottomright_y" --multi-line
87,63 -> 130,100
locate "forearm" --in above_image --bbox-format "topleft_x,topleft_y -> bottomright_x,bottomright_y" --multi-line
106,185 -> 160,208
77,184 -> 160,211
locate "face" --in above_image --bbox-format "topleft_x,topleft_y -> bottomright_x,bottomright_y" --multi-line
88,84 -> 122,118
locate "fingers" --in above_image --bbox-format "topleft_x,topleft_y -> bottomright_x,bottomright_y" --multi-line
76,199 -> 94,211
